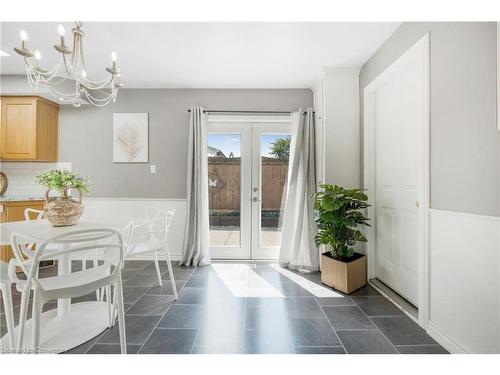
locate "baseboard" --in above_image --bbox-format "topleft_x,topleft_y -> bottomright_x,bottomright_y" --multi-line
426,321 -> 467,354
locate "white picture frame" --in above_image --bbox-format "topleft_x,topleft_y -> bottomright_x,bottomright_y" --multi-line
113,113 -> 149,163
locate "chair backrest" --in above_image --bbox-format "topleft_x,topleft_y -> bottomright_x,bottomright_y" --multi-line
22,208 -> 46,256
24,208 -> 44,221
144,207 -> 176,230
165,208 -> 175,230
10,228 -> 124,292
124,208 -> 175,257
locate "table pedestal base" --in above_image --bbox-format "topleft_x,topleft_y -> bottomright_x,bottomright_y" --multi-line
0,301 -> 111,354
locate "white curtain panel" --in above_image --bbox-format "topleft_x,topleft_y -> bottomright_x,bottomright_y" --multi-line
180,106 -> 211,267
279,107 -> 318,271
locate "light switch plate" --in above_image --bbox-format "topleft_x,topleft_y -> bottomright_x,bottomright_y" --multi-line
150,165 -> 157,174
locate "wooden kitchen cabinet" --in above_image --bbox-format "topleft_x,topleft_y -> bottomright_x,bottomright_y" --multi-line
0,96 -> 59,161
0,200 -> 45,263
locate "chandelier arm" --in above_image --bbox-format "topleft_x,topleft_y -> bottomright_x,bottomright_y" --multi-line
81,89 -> 115,107
71,32 -> 77,66
62,53 -> 75,77
63,59 -> 116,89
79,36 -> 87,73
76,80 -> 117,104
24,57 -> 62,79
28,66 -> 70,86
25,58 -> 66,83
80,87 -> 116,102
79,75 -> 116,90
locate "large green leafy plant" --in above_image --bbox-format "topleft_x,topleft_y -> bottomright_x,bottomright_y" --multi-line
311,184 -> 370,260
36,170 -> 90,196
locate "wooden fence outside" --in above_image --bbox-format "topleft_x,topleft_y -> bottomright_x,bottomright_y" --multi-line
208,157 -> 288,211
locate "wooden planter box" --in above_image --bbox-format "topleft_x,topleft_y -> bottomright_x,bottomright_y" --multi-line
321,252 -> 367,294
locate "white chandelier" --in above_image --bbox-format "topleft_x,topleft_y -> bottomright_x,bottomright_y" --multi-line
14,22 -> 123,107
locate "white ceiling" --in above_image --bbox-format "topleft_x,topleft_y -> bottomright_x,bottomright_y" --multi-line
0,22 -> 400,89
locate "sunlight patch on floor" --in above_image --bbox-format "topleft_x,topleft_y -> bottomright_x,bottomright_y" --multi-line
211,263 -> 285,298
269,264 -> 344,298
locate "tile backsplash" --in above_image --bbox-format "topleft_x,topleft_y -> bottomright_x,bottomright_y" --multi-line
0,161 -> 72,198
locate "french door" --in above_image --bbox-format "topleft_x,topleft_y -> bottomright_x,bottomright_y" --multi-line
207,118 -> 293,260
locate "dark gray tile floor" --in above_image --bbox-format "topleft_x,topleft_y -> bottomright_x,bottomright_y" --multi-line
0,261 -> 448,354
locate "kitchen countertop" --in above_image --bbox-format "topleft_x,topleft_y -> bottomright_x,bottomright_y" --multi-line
0,196 -> 45,203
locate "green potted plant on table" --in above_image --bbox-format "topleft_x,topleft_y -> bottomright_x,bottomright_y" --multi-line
311,184 -> 370,294
36,170 -> 90,227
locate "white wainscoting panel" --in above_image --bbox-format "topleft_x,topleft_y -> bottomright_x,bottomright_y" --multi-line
84,198 -> 186,261
428,209 -> 500,353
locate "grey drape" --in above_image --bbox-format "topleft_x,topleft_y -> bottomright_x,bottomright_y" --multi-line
279,107 -> 318,271
180,107 -> 211,267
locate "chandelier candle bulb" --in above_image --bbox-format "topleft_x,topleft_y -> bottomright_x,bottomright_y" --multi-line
57,24 -> 66,47
15,29 -> 33,56
19,29 -> 28,41
57,24 -> 66,36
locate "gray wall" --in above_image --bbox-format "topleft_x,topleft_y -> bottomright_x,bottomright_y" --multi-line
60,89 -> 313,199
360,22 -> 500,216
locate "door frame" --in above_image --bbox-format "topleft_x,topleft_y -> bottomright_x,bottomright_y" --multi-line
207,114 -> 293,260
363,34 -> 430,328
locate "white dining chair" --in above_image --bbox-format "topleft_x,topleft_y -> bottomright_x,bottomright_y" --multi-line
0,261 -> 16,350
25,206 -> 107,300
10,228 -> 128,354
124,208 -> 178,299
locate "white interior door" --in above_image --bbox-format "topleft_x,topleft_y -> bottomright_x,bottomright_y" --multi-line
368,38 -> 428,307
207,118 -> 292,260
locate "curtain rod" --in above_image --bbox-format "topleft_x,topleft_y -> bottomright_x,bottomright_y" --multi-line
187,109 -> 313,115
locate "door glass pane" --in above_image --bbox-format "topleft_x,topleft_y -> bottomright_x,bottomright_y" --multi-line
208,134 -> 241,247
260,134 -> 291,247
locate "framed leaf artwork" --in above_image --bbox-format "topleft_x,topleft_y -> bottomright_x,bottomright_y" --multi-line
113,113 -> 149,163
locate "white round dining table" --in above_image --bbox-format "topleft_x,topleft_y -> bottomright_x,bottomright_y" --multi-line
0,219 -> 132,353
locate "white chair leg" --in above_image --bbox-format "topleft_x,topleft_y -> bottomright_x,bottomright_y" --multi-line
16,290 -> 31,352
164,245 -> 178,300
115,275 -> 127,354
1,284 -> 16,350
31,292 -> 43,353
111,285 -> 117,327
153,253 -> 163,287
106,285 -> 112,328
94,252 -> 101,301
